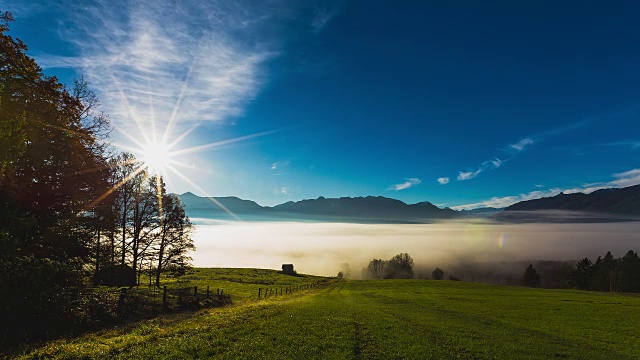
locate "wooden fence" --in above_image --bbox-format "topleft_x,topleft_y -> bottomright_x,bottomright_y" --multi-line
256,282 -> 321,299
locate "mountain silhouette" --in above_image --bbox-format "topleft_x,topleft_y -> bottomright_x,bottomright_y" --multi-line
179,193 -> 455,223
178,184 -> 640,223
504,185 -> 640,215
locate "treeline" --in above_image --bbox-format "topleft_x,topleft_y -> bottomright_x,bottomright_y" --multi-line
362,250 -> 640,294
566,250 -> 640,292
0,12 -> 193,344
363,253 -> 415,279
519,250 -> 640,292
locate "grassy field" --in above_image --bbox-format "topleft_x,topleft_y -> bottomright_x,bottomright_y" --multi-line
13,271 -> 640,359
157,267 -> 327,303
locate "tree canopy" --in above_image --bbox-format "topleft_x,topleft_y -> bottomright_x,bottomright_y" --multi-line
0,13 -> 194,344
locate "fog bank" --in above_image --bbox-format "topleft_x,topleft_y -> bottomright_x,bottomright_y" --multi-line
189,220 -> 640,277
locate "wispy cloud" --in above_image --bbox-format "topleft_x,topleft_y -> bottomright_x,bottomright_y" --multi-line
271,161 -> 290,170
509,138 -> 534,152
456,158 -> 503,181
437,177 -> 450,185
450,120 -> 589,183
451,189 -> 563,210
310,6 -> 341,33
388,178 -> 421,191
563,169 -> 640,194
37,1 -> 278,138
457,170 -> 481,181
600,140 -> 640,149
452,168 -> 640,210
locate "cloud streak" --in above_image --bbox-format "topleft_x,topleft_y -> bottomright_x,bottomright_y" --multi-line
455,158 -> 503,182
310,3 -> 343,33
509,138 -> 534,152
452,168 -> 640,210
271,161 -> 290,170
600,140 -> 640,149
37,0 -> 277,138
437,177 -> 450,185
444,120 -> 589,183
388,178 -> 421,191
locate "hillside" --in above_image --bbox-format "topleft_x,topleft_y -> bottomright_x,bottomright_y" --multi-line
505,185 -> 640,215
20,278 -> 640,359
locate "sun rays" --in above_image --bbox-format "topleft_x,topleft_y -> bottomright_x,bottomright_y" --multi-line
84,71 -> 279,221
140,140 -> 171,174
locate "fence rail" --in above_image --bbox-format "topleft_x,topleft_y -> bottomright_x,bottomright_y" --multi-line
256,281 -> 326,299
62,284 -> 232,316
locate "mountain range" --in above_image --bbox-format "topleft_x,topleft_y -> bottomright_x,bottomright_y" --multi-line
178,192 -> 457,223
178,184 -> 640,223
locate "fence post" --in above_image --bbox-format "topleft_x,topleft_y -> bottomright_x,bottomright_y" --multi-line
163,286 -> 167,310
117,288 -> 126,315
258,288 -> 262,299
194,286 -> 198,297
207,285 -> 210,299
220,289 -> 224,299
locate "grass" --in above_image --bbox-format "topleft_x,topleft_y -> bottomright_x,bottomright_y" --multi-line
131,267 -> 327,304
12,271 -> 640,359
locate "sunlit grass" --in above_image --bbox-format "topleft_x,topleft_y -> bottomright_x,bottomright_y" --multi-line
156,267 -> 327,303
15,276 -> 640,359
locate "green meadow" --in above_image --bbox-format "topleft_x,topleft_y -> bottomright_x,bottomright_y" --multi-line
158,268 -> 327,303
13,269 -> 640,360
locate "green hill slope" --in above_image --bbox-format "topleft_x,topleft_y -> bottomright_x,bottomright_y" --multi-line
16,278 -> 640,359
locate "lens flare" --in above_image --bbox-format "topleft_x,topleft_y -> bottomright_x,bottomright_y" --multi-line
497,234 -> 507,248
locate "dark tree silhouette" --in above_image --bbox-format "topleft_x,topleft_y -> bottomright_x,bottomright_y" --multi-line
154,191 -> 194,286
0,13 -> 195,343
432,267 -> 444,280
366,259 -> 387,279
0,11 -> 111,342
385,253 -> 414,279
568,258 -> 593,290
366,253 -> 414,279
523,264 -> 541,287
620,250 -> 640,293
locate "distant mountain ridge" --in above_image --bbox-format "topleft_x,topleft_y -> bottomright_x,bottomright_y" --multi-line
273,196 -> 456,221
178,193 -> 456,223
505,185 -> 640,215
178,184 -> 640,223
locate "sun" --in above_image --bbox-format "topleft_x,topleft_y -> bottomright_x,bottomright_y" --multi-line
141,141 -> 171,174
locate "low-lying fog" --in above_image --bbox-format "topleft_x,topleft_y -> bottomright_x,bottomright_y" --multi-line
190,219 -> 640,278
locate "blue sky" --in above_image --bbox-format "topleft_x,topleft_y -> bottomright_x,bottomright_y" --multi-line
6,1 -> 640,209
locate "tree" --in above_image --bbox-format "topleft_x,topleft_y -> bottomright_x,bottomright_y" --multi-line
366,253 -> 415,279
620,250 -> 640,293
0,12 -> 111,342
337,271 -> 344,278
339,263 -> 351,278
154,191 -> 194,286
523,264 -> 541,287
568,258 -> 593,290
432,267 -> 444,280
366,259 -> 387,279
386,253 -> 414,279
